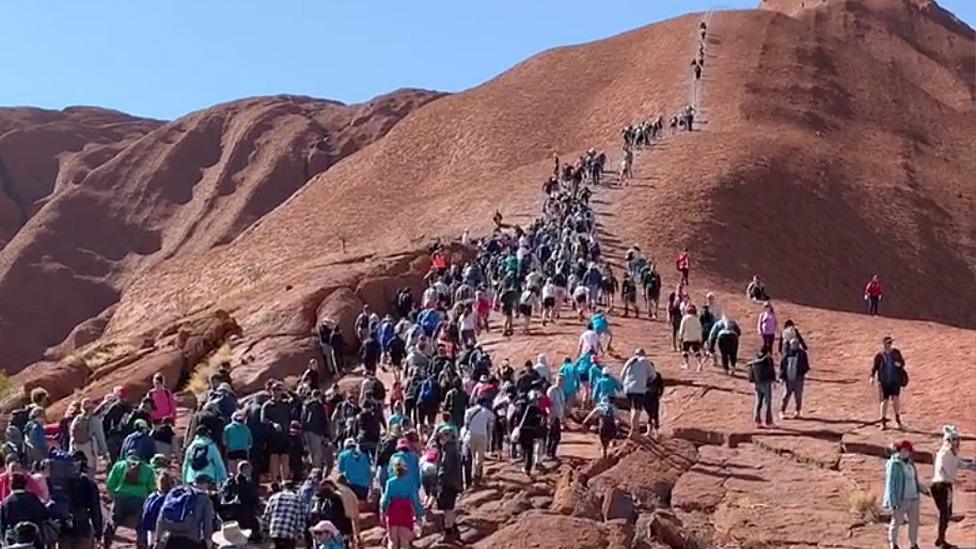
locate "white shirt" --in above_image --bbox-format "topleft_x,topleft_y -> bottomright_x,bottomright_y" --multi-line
573,285 -> 590,301
464,405 -> 491,437
542,283 -> 557,299
933,446 -> 976,484
546,386 -> 565,420
579,330 -> 599,355
459,311 -> 477,332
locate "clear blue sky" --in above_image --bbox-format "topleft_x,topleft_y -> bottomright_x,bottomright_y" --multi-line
2,0 -> 972,120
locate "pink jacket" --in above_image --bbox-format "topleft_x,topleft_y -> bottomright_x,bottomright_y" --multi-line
758,311 -> 777,336
148,387 -> 177,423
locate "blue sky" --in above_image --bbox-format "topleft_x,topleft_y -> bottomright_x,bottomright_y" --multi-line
2,1 -> 972,120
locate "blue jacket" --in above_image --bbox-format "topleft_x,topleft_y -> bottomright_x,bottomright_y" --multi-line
388,450 -> 420,492
593,376 -> 621,403
121,432 -> 156,462
883,455 -> 922,509
337,449 -> 373,489
182,437 -> 228,485
380,474 -> 425,518
223,421 -> 253,453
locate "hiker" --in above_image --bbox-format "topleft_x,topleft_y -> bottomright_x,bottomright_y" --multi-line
333,475 -> 361,546
757,302 -> 778,351
779,339 -> 810,420
591,310 -> 613,353
621,272 -> 638,317
69,399 -> 98,471
699,304 -> 716,360
62,451 -> 103,549
692,59 -> 702,80
262,481 -> 306,549
306,480 -> 348,549
181,426 -> 228,486
708,315 -> 741,373
747,347 -> 776,428
865,274 -> 884,316
640,264 -> 662,319
309,520 -> 345,549
150,418 -> 177,459
0,473 -> 50,549
645,365 -> 665,437
147,374 -> 177,425
676,248 -> 690,285
583,397 -> 619,458
223,411 -> 253,474
436,429 -> 463,542
155,473 -> 217,549
380,459 -> 425,549
104,450 -> 156,547
102,389 -> 131,464
499,283 -> 519,336
545,376 -> 565,459
621,349 -> 652,438
678,304 -> 704,370
262,382 -> 294,482
667,284 -> 687,352
513,392 -> 544,476
591,367 -> 622,405
336,439 -> 372,501
870,336 -> 907,430
139,470 -> 173,549
120,419 -> 156,463
883,440 -> 926,549
745,276 -> 768,302
301,391 -> 331,473
931,425 -> 976,548
462,399 -> 491,484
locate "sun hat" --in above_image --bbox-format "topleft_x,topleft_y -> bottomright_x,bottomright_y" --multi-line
309,520 -> 340,537
212,521 -> 252,546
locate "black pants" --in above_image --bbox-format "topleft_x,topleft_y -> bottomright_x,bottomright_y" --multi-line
491,417 -> 506,454
546,418 -> 562,458
273,538 -> 297,549
931,481 -> 952,543
519,433 -> 536,473
671,320 -> 681,349
644,395 -> 661,429
718,333 -> 739,370
679,268 -> 689,285
867,296 -> 880,315
164,537 -> 205,549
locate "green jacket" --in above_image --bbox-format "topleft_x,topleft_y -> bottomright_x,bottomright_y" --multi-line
106,457 -> 156,500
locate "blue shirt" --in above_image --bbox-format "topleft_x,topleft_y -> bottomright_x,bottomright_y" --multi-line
388,450 -> 420,492
559,363 -> 579,398
380,475 -> 425,518
121,432 -> 156,462
593,376 -> 621,403
337,449 -> 373,489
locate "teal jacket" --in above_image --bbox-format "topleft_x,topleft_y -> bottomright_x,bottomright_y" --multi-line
883,455 -> 922,509
559,362 -> 579,398
182,437 -> 228,485
223,421 -> 253,453
593,375 -> 621,403
380,474 -> 425,518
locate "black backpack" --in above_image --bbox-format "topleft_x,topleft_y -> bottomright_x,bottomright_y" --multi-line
9,408 -> 29,433
190,444 -> 209,471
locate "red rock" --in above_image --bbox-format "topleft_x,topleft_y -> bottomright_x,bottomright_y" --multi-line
588,437 -> 697,508
602,487 -> 637,522
473,511 -> 620,549
549,466 -> 601,520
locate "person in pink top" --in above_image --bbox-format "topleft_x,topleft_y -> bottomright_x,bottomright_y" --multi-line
147,373 -> 177,424
0,458 -> 47,502
757,302 -> 778,351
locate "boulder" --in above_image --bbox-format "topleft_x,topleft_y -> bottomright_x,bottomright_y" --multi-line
550,466 -> 601,520
316,287 -> 362,345
21,357 -> 93,403
604,518 -> 635,549
589,437 -> 697,509
232,335 -> 321,394
473,511 -> 613,549
602,487 -> 636,522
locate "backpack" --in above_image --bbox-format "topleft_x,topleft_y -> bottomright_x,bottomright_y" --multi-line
190,444 -> 210,471
220,477 -> 242,507
124,460 -> 143,485
161,486 -> 199,524
419,378 -> 437,404
899,367 -> 910,388
363,378 -> 385,403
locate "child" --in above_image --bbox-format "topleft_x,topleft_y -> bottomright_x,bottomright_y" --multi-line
309,520 -> 346,549
419,448 -> 440,511
583,397 -> 619,458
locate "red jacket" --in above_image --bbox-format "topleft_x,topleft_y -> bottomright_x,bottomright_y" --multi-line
864,280 -> 883,298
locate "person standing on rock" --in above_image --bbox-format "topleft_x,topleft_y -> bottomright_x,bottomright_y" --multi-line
435,430 -> 464,542
644,365 -> 665,437
747,346 -> 776,428
583,396 -> 619,458
884,440 -> 926,549
778,339 -> 810,420
757,301 -> 778,352
865,274 -> 884,316
678,304 -> 704,371
380,458 -> 425,549
621,349 -> 651,438
545,375 -> 566,459
931,425 -> 976,548
640,262 -> 662,319
871,336 -> 907,431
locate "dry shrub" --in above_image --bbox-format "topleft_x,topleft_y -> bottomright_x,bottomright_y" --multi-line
849,490 -> 880,522
187,342 -> 233,395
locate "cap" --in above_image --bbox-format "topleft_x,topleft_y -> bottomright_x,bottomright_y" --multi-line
882,335 -> 894,343
895,440 -> 913,453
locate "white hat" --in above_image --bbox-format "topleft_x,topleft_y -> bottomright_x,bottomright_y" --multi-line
943,425 -> 960,441
212,522 -> 251,546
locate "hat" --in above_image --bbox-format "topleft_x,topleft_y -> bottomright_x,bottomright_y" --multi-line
212,521 -> 252,546
309,520 -> 340,537
344,438 -> 358,449
943,425 -> 960,441
895,440 -> 914,453
134,419 -> 150,432
882,335 -> 894,343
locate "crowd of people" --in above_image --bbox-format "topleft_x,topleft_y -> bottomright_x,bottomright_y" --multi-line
0,17 -> 969,549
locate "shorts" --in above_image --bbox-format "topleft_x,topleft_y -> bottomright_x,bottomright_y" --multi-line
502,304 -> 515,316
227,449 -> 249,460
681,341 -> 702,354
880,384 -> 901,400
543,297 -> 556,308
518,304 -> 532,317
269,432 -> 290,455
627,392 -> 647,408
575,294 -> 587,304
112,495 -> 144,528
437,487 -> 459,511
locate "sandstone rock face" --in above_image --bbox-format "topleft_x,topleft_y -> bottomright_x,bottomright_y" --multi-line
588,437 -> 697,509
549,466 -> 601,520
473,511 -> 622,549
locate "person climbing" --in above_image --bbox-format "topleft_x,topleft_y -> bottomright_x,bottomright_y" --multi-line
621,272 -> 638,318
675,248 -> 690,285
757,301 -> 778,352
583,397 -> 619,458
931,425 -> 976,548
621,349 -> 651,438
641,263 -> 662,319
747,346 -> 776,428
708,315 -> 741,373
691,59 -> 702,80
871,336 -> 907,430
678,304 -> 704,371
779,339 -> 810,420
865,274 -> 884,316
667,283 -> 687,352
883,440 -> 926,549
